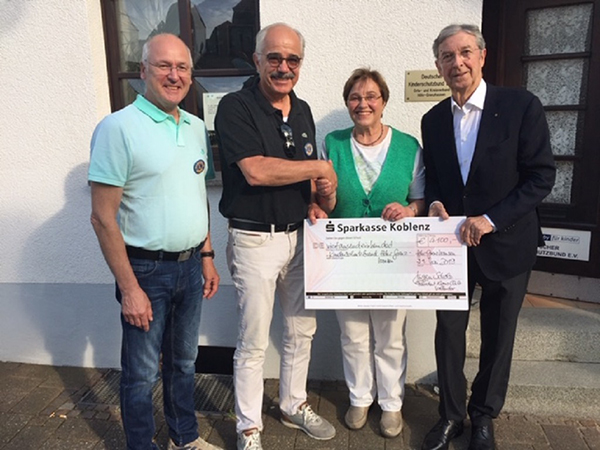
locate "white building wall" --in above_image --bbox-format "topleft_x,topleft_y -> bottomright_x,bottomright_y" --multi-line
0,0 -> 481,382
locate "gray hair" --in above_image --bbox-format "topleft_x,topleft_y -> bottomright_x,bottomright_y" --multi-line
141,33 -> 193,66
432,24 -> 486,59
255,22 -> 306,57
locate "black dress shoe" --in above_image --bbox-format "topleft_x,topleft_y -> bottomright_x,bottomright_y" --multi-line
421,418 -> 464,450
468,422 -> 495,450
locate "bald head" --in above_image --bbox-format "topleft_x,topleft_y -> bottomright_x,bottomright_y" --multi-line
255,23 -> 305,58
142,33 -> 193,67
140,33 -> 193,118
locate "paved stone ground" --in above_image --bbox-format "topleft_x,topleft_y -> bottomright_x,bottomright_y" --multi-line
0,362 -> 598,449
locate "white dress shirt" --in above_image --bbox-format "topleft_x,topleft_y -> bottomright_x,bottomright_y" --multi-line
448,80 -> 496,230
451,80 -> 487,184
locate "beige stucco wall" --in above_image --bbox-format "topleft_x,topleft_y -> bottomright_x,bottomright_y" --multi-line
0,0 -> 482,380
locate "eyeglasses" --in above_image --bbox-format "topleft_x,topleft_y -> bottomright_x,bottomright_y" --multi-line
347,94 -> 382,105
438,48 -> 479,65
279,124 -> 296,158
260,53 -> 302,70
147,61 -> 191,74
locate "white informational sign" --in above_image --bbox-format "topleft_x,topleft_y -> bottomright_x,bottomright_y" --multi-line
304,217 -> 469,310
537,227 -> 591,261
202,92 -> 226,131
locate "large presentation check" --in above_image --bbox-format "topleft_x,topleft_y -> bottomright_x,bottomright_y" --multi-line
304,217 -> 468,310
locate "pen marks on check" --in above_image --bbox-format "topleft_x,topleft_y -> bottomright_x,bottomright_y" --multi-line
323,240 -> 409,263
413,271 -> 462,290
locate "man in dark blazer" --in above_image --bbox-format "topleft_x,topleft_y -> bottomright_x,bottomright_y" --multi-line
420,24 -> 556,450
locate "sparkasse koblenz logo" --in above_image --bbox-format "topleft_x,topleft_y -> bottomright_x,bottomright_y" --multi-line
325,220 -> 430,234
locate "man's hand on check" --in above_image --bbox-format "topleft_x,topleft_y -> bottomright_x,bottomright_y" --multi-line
460,215 -> 493,247
428,201 -> 450,220
308,202 -> 328,224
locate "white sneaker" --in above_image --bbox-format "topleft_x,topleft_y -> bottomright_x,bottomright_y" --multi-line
281,403 -> 336,440
167,436 -> 222,450
380,410 -> 403,438
237,429 -> 262,450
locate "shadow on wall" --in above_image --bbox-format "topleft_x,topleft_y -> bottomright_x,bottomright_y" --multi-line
19,163 -> 120,354
18,162 -> 120,368
15,162 -> 121,441
0,0 -> 28,36
315,107 -> 353,148
18,161 -> 120,362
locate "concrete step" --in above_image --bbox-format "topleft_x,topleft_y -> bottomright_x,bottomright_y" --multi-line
466,305 -> 600,363
465,359 -> 600,419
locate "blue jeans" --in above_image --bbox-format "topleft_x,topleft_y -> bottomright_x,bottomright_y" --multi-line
116,251 -> 204,450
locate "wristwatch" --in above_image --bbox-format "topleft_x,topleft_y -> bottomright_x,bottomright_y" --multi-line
200,250 -> 215,259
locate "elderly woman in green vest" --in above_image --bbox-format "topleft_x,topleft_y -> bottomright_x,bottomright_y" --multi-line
313,68 -> 425,438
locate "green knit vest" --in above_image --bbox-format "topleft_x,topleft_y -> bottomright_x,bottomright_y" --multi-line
326,127 -> 419,218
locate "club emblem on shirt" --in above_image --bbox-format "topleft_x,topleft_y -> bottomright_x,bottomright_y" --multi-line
304,143 -> 314,157
194,159 -> 206,174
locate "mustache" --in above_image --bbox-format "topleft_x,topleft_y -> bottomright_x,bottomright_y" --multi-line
270,71 -> 295,80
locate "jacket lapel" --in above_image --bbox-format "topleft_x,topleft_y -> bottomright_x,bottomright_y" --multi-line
467,85 -> 505,185
437,101 -> 464,187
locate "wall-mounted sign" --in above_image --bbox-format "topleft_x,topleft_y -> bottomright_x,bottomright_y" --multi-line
405,70 -> 451,102
202,92 -> 227,131
537,228 -> 591,261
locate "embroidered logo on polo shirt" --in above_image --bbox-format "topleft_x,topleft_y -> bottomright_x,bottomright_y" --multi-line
194,159 -> 206,174
304,143 -> 314,157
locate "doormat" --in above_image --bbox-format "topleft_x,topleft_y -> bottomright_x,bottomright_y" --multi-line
78,369 -> 234,415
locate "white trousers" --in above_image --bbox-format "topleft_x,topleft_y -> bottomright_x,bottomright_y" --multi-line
227,227 -> 316,433
336,309 -> 408,411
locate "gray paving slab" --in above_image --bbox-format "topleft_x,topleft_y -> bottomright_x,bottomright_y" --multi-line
9,363 -> 59,380
0,390 -> 30,414
0,362 -> 599,450
209,419 -> 237,450
0,362 -> 20,379
542,424 -> 590,450
0,412 -> 31,445
261,434 -> 296,450
1,423 -> 60,450
1,373 -> 43,393
582,427 -> 600,450
38,366 -> 106,390
90,423 -> 126,450
53,418 -> 111,441
40,437 -> 98,449
495,419 -> 548,446
10,386 -> 64,415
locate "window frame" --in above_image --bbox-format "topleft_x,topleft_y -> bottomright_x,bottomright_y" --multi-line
99,0 -> 259,117
483,0 -> 600,277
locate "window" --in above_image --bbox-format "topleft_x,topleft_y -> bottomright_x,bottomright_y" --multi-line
100,0 -> 260,170
483,0 -> 600,277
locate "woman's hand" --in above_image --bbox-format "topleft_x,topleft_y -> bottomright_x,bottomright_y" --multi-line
381,202 -> 414,221
316,174 -> 336,199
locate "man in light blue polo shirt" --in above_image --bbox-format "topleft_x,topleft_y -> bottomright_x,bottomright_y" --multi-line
89,33 -> 221,450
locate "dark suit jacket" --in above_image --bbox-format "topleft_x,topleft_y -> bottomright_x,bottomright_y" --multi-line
421,84 -> 556,281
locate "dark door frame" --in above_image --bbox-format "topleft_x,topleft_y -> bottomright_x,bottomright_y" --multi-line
482,0 -> 600,277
